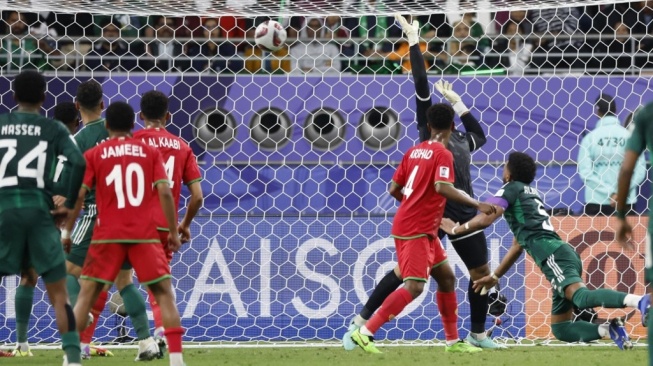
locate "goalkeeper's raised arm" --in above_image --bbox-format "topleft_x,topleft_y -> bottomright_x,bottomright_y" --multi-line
396,14 -> 487,150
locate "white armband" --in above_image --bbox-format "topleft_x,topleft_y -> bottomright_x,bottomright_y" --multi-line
491,272 -> 500,281
61,229 -> 71,240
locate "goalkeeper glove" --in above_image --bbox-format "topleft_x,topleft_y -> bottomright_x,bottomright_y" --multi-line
435,80 -> 469,116
394,14 -> 419,47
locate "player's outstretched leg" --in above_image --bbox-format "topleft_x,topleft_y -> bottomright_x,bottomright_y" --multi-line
43,270 -> 81,366
115,269 -> 160,361
430,263 -> 482,353
149,279 -> 185,366
13,268 -> 37,357
351,278 -> 426,354
79,287 -> 113,358
343,268 -> 402,351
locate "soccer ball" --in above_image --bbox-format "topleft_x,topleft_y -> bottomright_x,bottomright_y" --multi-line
255,20 -> 287,52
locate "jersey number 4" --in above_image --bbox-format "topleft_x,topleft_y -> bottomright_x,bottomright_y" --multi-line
403,166 -> 419,199
164,156 -> 175,189
0,139 -> 47,188
106,163 -> 145,209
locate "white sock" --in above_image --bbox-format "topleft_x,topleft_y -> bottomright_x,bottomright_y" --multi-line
360,325 -> 374,337
471,332 -> 487,341
353,315 -> 366,327
446,339 -> 458,346
624,294 -> 642,308
17,342 -> 29,350
169,352 -> 184,366
598,324 -> 609,338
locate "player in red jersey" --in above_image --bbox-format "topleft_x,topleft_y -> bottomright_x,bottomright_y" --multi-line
133,90 -> 203,346
61,101 -> 186,366
350,103 -> 497,353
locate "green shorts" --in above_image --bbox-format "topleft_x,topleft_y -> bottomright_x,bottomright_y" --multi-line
0,208 -> 66,283
539,243 -> 584,315
68,214 -> 131,270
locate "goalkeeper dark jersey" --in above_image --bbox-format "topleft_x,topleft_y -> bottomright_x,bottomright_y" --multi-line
410,44 -> 487,223
492,181 -> 564,265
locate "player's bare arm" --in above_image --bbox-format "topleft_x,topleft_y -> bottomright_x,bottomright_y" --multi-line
435,182 -> 496,215
388,181 -> 404,202
615,149 -> 639,249
440,205 -> 506,237
156,181 -> 181,252
473,238 -> 523,293
178,181 -> 203,243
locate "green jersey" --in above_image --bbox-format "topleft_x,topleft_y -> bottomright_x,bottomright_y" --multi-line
626,102 -> 653,228
495,181 -> 565,264
0,111 -> 85,210
72,118 -> 109,215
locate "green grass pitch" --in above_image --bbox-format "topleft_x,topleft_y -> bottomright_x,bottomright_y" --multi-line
1,345 -> 648,366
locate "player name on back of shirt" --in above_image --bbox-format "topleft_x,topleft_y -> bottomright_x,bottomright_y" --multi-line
409,148 -> 434,159
1,124 -> 41,136
142,136 -> 181,150
100,144 -> 147,159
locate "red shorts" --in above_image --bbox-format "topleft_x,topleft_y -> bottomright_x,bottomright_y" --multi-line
395,236 -> 447,281
159,230 -> 173,263
81,242 -> 171,285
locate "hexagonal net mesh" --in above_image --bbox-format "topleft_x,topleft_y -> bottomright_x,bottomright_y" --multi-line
0,1 -> 650,349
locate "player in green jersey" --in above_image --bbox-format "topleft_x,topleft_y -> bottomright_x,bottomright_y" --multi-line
439,152 -> 648,350
64,81 -> 158,360
0,71 -> 86,366
614,102 -> 653,363
10,101 -> 81,357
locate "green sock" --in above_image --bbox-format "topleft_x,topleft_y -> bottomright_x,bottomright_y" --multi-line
120,284 -> 151,340
61,331 -> 81,364
551,320 -> 601,342
571,287 -> 626,309
15,285 -> 34,343
66,274 -> 80,307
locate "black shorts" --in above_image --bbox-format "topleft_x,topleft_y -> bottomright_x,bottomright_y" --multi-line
439,229 -> 488,270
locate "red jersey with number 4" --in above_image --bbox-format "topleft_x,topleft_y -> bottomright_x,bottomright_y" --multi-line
83,136 -> 169,243
133,127 -> 202,229
391,140 -> 455,238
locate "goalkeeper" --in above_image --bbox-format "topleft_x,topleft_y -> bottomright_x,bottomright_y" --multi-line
343,14 -> 503,350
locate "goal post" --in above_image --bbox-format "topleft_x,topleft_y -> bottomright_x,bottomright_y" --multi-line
0,0 -> 649,346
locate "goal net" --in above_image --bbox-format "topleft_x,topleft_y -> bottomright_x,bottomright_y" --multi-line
0,0 -> 649,347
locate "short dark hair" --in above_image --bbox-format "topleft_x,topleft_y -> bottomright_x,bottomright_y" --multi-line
507,152 -> 537,184
596,93 -> 617,115
14,71 -> 46,104
140,90 -> 169,120
53,101 -> 78,126
105,101 -> 135,132
76,80 -> 103,110
426,103 -> 454,131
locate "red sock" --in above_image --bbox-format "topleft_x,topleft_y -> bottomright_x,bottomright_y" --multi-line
147,288 -> 163,330
81,290 -> 108,343
365,288 -> 413,334
436,291 -> 459,342
164,327 -> 184,353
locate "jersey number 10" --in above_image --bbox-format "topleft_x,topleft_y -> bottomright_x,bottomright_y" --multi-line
106,163 -> 145,209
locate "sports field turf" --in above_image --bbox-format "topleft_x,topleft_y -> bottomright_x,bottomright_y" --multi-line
1,344 -> 648,366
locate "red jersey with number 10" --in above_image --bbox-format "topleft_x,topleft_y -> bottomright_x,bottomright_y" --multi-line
133,127 -> 202,230
82,136 -> 169,243
391,140 -> 455,238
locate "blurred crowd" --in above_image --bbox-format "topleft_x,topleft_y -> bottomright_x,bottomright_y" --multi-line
1,1 -> 653,75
